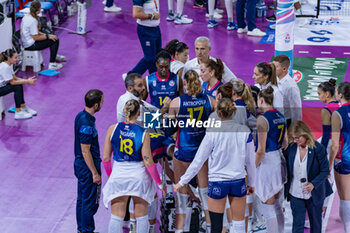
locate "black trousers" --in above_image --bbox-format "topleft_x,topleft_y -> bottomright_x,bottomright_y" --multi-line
0,83 -> 25,108
25,39 -> 59,63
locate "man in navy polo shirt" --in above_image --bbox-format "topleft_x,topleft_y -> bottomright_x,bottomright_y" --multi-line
74,89 -> 104,233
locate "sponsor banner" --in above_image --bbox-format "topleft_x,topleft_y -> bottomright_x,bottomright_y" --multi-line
294,16 -> 350,46
292,57 -> 349,101
298,0 -> 350,16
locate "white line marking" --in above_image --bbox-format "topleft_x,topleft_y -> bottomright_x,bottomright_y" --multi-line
298,51 -> 309,54
344,52 -> 350,55
254,50 -> 264,52
321,51 -> 331,54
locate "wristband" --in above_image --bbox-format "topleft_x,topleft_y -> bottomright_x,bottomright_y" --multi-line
151,13 -> 155,20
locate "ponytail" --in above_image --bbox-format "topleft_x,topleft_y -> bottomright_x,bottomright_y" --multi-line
123,99 -> 140,122
184,70 -> 202,96
164,39 -> 189,58
318,78 -> 337,97
217,82 -> 233,99
203,58 -> 224,81
0,49 -> 17,63
230,79 -> 255,114
30,1 -> 41,30
256,62 -> 278,87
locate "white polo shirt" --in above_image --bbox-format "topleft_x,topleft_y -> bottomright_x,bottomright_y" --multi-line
255,82 -> 284,114
20,14 -> 38,48
133,0 -> 160,27
0,62 -> 14,87
278,74 -> 302,122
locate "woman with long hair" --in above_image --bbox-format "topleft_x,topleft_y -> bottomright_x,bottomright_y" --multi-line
330,82 -> 350,232
0,49 -> 37,119
164,39 -> 189,79
102,99 -> 165,233
200,58 -> 224,99
168,70 -> 215,233
20,1 -> 65,70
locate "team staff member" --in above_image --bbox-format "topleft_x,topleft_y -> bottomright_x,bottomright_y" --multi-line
144,50 -> 183,109
285,121 -> 332,233
330,82 -> 350,232
21,1 -> 65,70
182,37 -> 237,83
255,87 -> 288,233
0,49 -> 37,120
253,62 -> 284,114
128,0 -> 161,76
200,58 -> 224,99
273,55 -> 302,128
74,89 -> 104,233
174,98 -> 256,233
168,70 -> 215,233
102,100 -> 165,233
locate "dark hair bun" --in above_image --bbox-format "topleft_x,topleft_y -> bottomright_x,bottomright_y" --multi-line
328,78 -> 336,87
266,86 -> 274,94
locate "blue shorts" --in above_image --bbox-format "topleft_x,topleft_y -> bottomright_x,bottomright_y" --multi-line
208,178 -> 247,200
335,162 -> 350,175
174,147 -> 198,163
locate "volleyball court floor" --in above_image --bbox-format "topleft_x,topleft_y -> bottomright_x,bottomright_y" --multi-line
0,0 -> 349,232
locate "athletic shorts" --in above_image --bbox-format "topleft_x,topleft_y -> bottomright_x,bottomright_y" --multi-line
174,147 -> 198,163
334,161 -> 350,175
208,178 -> 247,200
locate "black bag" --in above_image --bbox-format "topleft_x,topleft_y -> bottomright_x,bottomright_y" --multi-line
39,16 -> 53,34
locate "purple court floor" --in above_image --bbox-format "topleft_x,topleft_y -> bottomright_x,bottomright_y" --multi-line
0,0 -> 349,232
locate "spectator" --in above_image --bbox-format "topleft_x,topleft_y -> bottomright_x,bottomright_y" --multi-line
103,0 -> 122,12
236,0 -> 266,36
166,0 -> 192,24
20,1 -> 65,70
0,49 -> 37,120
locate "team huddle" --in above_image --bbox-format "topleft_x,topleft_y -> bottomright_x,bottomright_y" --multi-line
74,36 -> 350,233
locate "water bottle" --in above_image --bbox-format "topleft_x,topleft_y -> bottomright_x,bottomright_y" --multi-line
300,178 -> 307,196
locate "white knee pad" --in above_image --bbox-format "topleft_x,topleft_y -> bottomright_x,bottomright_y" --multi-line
175,192 -> 189,214
261,203 -> 276,220
148,197 -> 158,220
198,187 -> 209,211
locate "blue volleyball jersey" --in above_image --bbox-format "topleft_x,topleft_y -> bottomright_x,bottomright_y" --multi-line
202,81 -> 223,99
111,122 -> 146,162
336,103 -> 350,167
175,93 -> 213,161
147,72 -> 178,109
260,109 -> 286,153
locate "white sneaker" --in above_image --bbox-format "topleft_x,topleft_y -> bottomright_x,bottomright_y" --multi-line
104,5 -> 122,12
15,110 -> 32,120
56,54 -> 66,62
247,28 -> 266,37
102,0 -> 106,4
49,63 -> 63,70
215,8 -> 224,14
205,12 -> 223,19
22,106 -> 37,116
174,15 -> 193,24
237,26 -> 248,33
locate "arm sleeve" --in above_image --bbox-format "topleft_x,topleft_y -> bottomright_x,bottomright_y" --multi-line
179,133 -> 212,186
289,86 -> 303,122
321,125 -> 331,149
222,62 -> 237,83
245,133 -> 256,187
79,125 -> 93,144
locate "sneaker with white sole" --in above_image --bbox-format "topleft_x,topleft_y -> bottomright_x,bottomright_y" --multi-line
104,5 -> 122,12
247,28 -> 266,37
227,22 -> 237,30
49,62 -> 63,70
15,110 -> 32,120
56,54 -> 66,62
205,12 -> 223,19
174,15 -> 193,24
166,12 -> 175,21
102,0 -> 106,4
215,8 -> 224,14
207,20 -> 219,28
22,106 -> 37,116
237,26 -> 248,33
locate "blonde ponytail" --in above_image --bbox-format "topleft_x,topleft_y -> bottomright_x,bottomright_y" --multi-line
230,79 -> 255,114
184,70 -> 202,96
123,100 -> 140,122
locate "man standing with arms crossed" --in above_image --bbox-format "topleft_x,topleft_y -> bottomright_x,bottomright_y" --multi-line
74,89 -> 104,233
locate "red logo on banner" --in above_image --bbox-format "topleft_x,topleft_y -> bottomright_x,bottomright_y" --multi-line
292,70 -> 303,83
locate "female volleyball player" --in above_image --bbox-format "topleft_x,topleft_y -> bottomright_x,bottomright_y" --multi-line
165,39 -> 189,79
200,58 -> 224,99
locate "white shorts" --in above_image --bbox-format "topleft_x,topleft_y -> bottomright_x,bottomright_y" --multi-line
103,161 -> 157,208
255,150 -> 285,202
